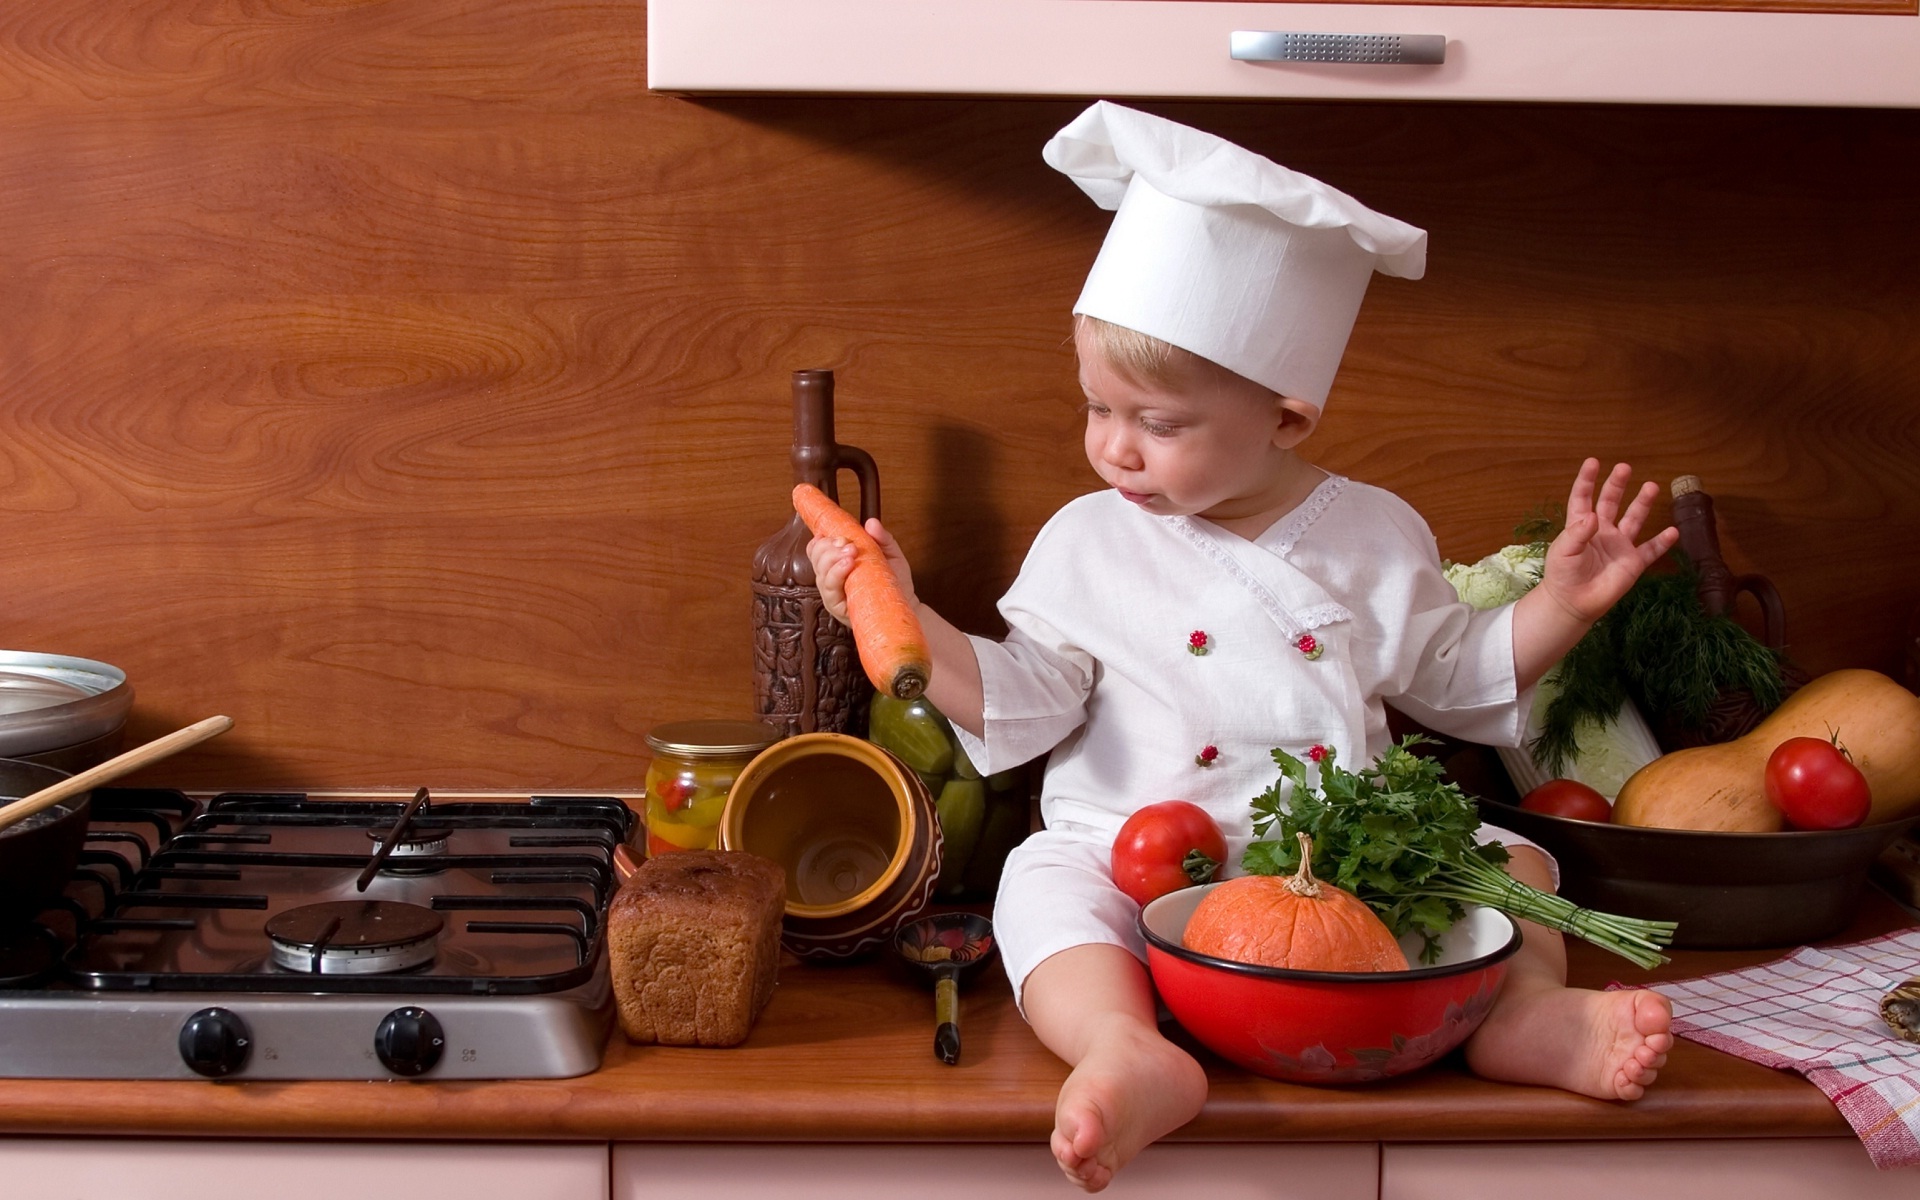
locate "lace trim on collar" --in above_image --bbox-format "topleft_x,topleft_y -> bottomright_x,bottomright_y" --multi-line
1293,602 -> 1352,630
1260,474 -> 1347,560
1170,517 -> 1352,637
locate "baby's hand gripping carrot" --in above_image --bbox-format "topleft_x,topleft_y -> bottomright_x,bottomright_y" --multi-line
792,483 -> 933,701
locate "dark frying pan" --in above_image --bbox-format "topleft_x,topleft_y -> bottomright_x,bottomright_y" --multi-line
0,758 -> 91,928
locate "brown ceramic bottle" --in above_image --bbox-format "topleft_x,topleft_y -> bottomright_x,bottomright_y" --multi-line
750,370 -> 880,738
1669,474 -> 1785,642
1666,474 -> 1800,745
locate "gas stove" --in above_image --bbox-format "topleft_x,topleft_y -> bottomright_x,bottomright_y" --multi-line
0,787 -> 634,1080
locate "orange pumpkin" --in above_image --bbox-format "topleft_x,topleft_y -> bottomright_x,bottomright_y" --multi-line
1183,833 -> 1408,973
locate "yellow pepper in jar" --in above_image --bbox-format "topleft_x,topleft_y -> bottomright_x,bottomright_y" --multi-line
642,720 -> 779,857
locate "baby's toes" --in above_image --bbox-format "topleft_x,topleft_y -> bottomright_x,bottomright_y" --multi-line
1075,1163 -> 1114,1194
1632,993 -> 1674,1036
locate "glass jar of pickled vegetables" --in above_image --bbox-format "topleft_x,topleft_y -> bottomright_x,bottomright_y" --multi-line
643,720 -> 780,857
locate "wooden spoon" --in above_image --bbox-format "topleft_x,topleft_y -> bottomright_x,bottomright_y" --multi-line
0,715 -> 234,833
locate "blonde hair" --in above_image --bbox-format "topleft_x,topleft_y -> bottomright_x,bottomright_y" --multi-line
1073,314 -> 1274,399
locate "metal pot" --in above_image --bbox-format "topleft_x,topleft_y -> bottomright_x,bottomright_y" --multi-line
0,652 -> 132,763
0,758 -> 91,928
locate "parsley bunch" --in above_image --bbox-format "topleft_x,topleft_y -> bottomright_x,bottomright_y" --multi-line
1244,737 -> 1676,969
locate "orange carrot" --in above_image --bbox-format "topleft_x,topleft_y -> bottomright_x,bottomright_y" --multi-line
792,483 -> 932,701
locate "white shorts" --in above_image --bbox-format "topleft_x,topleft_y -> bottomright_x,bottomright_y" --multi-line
991,822 -> 1556,1013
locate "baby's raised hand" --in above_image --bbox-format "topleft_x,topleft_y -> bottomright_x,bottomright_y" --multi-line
803,518 -> 919,627
1539,459 -> 1679,624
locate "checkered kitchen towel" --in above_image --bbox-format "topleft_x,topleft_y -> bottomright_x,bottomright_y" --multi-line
1637,926 -> 1920,1168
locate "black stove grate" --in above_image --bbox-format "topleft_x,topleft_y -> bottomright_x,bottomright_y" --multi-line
0,788 -> 195,988
32,789 -> 635,997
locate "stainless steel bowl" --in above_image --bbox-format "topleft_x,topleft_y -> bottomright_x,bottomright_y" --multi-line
0,652 -> 132,759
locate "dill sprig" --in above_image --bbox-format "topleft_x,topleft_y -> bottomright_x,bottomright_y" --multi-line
1533,555 -> 1785,776
1511,504 -> 1563,550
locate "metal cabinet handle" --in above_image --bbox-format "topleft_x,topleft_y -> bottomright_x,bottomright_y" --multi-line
1231,31 -> 1447,66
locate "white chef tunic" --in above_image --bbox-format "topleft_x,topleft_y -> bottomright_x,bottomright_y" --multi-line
951,474 -> 1547,1003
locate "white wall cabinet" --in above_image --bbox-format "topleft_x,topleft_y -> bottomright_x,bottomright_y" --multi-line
647,0 -> 1920,108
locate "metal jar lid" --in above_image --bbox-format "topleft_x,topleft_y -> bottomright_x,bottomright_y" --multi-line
645,719 -> 781,759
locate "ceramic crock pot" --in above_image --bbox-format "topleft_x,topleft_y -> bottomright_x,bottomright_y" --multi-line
719,732 -> 941,962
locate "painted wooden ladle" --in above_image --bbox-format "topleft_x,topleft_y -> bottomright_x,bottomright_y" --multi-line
0,715 -> 234,834
893,911 -> 997,1065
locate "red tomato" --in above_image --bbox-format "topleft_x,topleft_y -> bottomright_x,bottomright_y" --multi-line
1519,779 -> 1614,823
1110,800 -> 1228,908
1765,736 -> 1871,830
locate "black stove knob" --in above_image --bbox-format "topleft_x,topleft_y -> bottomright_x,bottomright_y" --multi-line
375,1006 -> 445,1077
178,1007 -> 251,1078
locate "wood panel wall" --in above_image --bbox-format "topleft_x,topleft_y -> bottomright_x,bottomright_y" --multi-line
1,1 -> 1915,790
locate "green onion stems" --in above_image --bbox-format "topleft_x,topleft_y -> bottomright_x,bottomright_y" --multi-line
1411,849 -> 1677,970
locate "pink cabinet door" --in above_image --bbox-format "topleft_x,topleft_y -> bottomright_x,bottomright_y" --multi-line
0,1139 -> 608,1200
1383,1139 -> 1919,1200
615,1142 -> 1377,1199
647,0 -> 1920,107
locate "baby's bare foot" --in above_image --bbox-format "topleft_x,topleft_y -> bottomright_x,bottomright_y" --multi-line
1051,1024 -> 1207,1191
1464,983 -> 1673,1100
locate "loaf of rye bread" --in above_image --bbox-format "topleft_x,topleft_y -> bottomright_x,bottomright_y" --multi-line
607,848 -> 786,1047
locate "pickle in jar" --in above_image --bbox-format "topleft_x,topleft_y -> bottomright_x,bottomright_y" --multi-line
951,739 -> 981,781
869,694 -> 955,776
645,773 -> 729,848
963,788 -> 1031,896
641,719 -> 779,857
934,777 -> 987,895
646,817 -> 713,855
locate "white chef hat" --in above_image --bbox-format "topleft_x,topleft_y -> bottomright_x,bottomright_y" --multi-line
1043,101 -> 1427,409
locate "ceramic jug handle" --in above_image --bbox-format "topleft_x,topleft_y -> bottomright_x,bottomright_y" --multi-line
832,444 -> 882,525
1732,573 -> 1787,651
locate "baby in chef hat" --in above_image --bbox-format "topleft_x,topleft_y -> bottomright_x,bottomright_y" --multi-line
809,101 -> 1678,1193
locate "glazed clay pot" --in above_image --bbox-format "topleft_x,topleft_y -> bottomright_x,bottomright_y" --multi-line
720,733 -> 942,962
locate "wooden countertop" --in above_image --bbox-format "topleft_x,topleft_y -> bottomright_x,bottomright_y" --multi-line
3,896 -> 1910,1144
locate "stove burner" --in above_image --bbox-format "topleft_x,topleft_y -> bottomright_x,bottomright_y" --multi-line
265,900 -> 445,975
364,826 -> 449,855
356,786 -> 434,891
364,826 -> 450,874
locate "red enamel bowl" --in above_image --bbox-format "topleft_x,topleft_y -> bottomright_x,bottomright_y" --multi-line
1140,883 -> 1522,1085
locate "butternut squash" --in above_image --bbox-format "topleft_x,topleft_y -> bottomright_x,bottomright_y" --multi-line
1612,669 -> 1920,832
